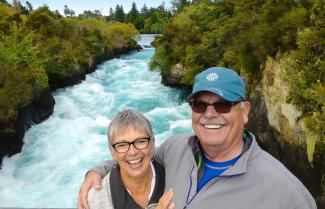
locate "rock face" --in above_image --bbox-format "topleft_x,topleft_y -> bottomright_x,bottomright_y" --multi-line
161,63 -> 189,87
0,45 -> 140,166
0,88 -> 54,165
252,57 -> 324,207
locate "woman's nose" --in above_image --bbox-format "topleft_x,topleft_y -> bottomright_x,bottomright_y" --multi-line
127,144 -> 138,155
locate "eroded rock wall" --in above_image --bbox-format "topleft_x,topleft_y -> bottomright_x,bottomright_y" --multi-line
247,56 -> 324,207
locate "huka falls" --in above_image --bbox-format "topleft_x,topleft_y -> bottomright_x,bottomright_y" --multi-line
0,1 -> 323,208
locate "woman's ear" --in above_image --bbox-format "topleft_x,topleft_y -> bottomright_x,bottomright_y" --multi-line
109,145 -> 117,161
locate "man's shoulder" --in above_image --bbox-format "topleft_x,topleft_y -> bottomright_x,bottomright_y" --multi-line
162,133 -> 195,147
89,172 -> 111,195
252,150 -> 316,207
253,148 -> 311,193
165,133 -> 195,142
88,173 -> 113,209
247,133 -> 297,181
254,149 -> 294,178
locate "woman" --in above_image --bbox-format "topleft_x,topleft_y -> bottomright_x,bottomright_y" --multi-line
88,109 -> 174,209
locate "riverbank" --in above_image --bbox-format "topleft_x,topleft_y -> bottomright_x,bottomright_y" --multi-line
0,44 -> 141,166
0,35 -> 193,207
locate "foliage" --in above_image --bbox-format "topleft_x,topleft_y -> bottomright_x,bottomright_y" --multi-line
171,0 -> 190,13
105,2 -> 171,34
0,3 -> 15,33
63,5 -> 75,17
285,25 -> 324,140
150,0 -> 321,82
114,5 -> 125,22
0,3 -> 138,122
150,0 -> 324,142
0,25 -> 47,120
78,10 -> 103,20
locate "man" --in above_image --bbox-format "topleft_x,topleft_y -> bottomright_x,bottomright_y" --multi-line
78,67 -> 316,209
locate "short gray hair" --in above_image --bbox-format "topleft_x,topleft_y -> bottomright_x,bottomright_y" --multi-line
108,109 -> 153,144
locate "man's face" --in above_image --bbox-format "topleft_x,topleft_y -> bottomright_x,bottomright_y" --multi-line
191,92 -> 250,157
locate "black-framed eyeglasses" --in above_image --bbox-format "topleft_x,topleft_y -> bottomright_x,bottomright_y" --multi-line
111,137 -> 151,153
189,100 -> 241,113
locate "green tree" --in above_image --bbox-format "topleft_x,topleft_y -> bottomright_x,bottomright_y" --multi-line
63,5 -> 75,17
107,7 -> 114,22
0,3 -> 15,33
25,1 -> 33,13
53,9 -> 62,18
0,25 -> 48,120
114,5 -> 125,22
141,4 -> 149,18
171,0 -> 189,13
26,6 -> 60,37
79,10 -> 103,19
126,2 -> 139,24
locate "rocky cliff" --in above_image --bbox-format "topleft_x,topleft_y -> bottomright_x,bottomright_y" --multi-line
252,56 -> 324,207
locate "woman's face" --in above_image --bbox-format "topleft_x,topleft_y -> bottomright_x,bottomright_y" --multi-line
110,126 -> 154,180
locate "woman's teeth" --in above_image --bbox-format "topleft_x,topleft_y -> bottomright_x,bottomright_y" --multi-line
128,158 -> 142,164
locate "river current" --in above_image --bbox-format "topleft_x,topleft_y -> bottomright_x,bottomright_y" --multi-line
0,35 -> 192,207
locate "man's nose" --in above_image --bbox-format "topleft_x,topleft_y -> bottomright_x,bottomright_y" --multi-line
204,105 -> 219,118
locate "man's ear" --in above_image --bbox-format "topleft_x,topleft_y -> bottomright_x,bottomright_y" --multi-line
241,101 -> 251,124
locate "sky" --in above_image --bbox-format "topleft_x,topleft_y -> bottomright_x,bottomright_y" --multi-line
8,0 -> 172,15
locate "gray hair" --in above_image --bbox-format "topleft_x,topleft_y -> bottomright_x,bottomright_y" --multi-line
108,109 -> 153,144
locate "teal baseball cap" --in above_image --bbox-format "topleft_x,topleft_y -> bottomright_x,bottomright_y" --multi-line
186,67 -> 245,102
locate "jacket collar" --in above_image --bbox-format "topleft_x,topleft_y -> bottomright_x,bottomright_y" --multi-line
189,130 -> 259,176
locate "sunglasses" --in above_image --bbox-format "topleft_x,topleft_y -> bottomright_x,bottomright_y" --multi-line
189,100 -> 241,113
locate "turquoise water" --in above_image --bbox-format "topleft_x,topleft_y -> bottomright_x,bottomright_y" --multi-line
0,35 -> 192,207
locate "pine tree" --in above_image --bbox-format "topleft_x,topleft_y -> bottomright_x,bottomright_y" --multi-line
114,5 -> 125,22
141,3 -> 149,18
25,1 -> 33,13
63,5 -> 75,17
126,2 -> 139,24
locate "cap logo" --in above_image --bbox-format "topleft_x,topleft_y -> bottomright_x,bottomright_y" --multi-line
206,72 -> 218,81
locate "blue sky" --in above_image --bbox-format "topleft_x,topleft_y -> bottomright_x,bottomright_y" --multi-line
9,0 -> 171,15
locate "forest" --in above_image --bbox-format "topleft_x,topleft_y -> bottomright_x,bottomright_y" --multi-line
150,0 -> 324,146
0,0 -> 140,123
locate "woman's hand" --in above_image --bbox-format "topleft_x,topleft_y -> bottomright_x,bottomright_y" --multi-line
155,189 -> 175,209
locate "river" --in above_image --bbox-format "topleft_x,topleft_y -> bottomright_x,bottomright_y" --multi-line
0,34 -> 192,207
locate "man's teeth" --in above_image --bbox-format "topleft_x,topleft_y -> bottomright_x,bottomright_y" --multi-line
128,159 -> 142,164
204,124 -> 224,129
